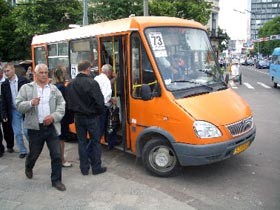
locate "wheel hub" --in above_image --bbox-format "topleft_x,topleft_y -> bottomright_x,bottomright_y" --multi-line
154,148 -> 170,167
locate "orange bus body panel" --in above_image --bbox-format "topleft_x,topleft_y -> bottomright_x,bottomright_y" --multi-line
175,89 -> 252,125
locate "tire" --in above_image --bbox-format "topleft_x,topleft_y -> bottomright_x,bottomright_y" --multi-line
274,82 -> 277,88
142,138 -> 181,177
239,73 -> 242,85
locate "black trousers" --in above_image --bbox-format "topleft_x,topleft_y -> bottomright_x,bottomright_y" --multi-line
26,124 -> 62,184
0,120 -> 14,154
75,114 -> 102,174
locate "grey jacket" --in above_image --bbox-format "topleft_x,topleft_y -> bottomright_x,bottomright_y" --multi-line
16,81 -> 65,135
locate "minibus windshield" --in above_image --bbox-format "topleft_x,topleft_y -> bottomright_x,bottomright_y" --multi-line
145,27 -> 224,92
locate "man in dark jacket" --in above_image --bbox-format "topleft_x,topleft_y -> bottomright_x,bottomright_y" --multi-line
66,60 -> 106,175
0,66 -> 14,157
2,63 -> 29,158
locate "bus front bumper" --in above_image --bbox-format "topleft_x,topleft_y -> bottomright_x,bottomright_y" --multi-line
172,127 -> 256,166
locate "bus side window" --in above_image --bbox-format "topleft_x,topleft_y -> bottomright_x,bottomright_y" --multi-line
34,46 -> 46,65
131,32 -> 157,99
70,38 -> 98,79
91,38 -> 98,72
47,42 -> 69,79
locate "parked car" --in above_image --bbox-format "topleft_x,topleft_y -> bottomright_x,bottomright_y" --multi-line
240,58 -> 246,65
245,58 -> 255,66
256,59 -> 270,69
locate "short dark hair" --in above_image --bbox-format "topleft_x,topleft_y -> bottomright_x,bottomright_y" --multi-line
78,61 -> 91,72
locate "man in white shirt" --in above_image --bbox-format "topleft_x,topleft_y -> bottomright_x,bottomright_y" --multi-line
94,64 -> 117,149
16,64 -> 66,191
94,64 -> 113,107
231,61 -> 240,77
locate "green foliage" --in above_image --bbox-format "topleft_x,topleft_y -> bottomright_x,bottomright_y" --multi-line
1,0 -> 82,61
149,1 -> 176,17
149,0 -> 212,25
1,0 -> 213,61
91,0 -> 143,23
217,27 -> 230,53
90,0 -> 211,25
0,0 -> 11,16
0,0 -> 16,61
258,16 -> 280,55
13,0 -> 82,36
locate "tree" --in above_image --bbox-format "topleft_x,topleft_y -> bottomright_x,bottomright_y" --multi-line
149,0 -> 212,25
4,0 -> 82,61
258,16 -> 280,55
90,0 -> 211,25
0,0 -> 17,61
217,27 -> 230,53
91,0 -> 143,23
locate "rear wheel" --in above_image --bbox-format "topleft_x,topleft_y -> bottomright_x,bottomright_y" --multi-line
274,82 -> 277,88
142,138 -> 181,177
239,73 -> 242,85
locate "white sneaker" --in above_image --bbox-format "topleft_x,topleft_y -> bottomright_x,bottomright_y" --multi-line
62,161 -> 72,167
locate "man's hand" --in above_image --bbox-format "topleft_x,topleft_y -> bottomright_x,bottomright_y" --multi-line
3,118 -> 8,122
111,97 -> 117,105
43,115 -> 54,126
31,97 -> 40,106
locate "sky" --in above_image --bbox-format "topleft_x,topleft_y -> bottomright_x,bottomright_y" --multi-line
218,0 -> 249,40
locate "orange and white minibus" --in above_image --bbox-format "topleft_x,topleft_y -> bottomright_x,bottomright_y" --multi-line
31,16 -> 256,176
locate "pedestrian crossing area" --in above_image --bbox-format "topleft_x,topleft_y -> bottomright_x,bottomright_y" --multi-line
229,81 -> 274,90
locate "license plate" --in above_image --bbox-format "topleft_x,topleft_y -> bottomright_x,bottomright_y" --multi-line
233,141 -> 251,155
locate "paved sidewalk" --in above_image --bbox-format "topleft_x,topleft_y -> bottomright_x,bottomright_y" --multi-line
0,142 -> 195,210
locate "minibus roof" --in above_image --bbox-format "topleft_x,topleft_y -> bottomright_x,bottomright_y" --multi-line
32,16 -> 205,45
272,47 -> 280,55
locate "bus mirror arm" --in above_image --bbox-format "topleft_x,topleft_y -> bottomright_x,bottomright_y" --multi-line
152,83 -> 161,97
141,84 -> 152,101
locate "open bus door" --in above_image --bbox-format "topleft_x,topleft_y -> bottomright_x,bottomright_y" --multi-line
99,35 -> 128,151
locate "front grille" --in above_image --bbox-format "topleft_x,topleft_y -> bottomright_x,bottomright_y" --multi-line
226,117 -> 254,137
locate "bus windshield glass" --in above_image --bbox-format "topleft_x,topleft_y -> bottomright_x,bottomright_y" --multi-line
145,27 -> 224,92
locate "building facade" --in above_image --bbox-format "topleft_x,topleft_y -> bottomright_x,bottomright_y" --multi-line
205,0 -> 220,38
205,0 -> 221,53
250,0 -> 280,39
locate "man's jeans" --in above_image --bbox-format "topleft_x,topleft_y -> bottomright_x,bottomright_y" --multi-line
12,108 -> 28,154
75,114 -> 102,174
26,124 -> 62,183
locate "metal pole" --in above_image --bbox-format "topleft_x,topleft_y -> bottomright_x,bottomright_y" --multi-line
83,0 -> 88,26
252,12 -> 259,58
143,0 -> 149,16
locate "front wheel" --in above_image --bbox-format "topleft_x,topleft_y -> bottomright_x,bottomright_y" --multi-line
142,138 -> 181,177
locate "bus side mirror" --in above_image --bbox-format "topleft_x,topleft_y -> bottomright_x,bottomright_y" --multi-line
141,84 -> 152,101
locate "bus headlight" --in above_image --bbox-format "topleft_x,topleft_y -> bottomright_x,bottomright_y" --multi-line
193,121 -> 222,138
